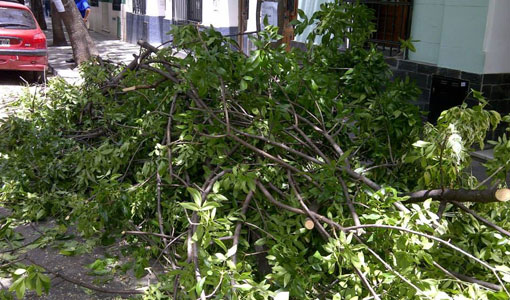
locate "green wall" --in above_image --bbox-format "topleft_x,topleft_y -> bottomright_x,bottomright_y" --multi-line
409,0 -> 489,73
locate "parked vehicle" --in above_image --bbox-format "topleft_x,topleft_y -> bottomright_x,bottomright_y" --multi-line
0,0 -> 47,82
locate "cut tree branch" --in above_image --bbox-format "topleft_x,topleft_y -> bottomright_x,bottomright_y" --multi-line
404,188 -> 510,204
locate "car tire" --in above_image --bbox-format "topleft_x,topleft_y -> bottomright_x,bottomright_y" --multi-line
32,71 -> 46,84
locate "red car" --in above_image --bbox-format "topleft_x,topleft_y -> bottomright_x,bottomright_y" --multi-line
0,1 -> 47,81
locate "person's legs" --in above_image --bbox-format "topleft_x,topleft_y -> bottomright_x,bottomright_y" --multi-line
44,2 -> 50,17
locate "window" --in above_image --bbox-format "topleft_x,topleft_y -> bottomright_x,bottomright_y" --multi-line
173,0 -> 202,23
132,0 -> 146,15
113,0 -> 121,11
187,0 -> 202,22
362,0 -> 413,57
0,7 -> 36,29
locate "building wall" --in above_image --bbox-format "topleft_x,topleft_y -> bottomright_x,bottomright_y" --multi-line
407,0 -> 444,65
89,0 -> 126,40
165,0 -> 172,20
202,0 -> 238,34
125,0 -> 171,45
124,0 -> 239,45
409,0 -> 489,74
483,0 -> 510,74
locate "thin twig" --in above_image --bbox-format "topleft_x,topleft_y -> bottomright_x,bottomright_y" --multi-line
433,261 -> 501,291
156,172 -> 168,252
123,230 -> 174,239
166,94 -> 178,183
476,164 -> 507,189
451,201 -> 510,237
232,191 -> 254,265
339,176 -> 363,234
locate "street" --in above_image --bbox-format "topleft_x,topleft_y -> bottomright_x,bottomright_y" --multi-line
0,70 -> 47,119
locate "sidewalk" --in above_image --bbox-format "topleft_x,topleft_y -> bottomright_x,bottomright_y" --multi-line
44,20 -> 141,84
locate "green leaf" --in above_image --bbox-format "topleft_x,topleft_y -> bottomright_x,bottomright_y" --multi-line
179,202 -> 200,211
254,238 -> 267,246
240,80 -> 248,91
9,276 -> 26,299
187,187 -> 202,206
226,245 -> 237,258
413,140 -> 430,148
195,276 -> 206,295
214,238 -> 228,252
233,283 -> 252,291
13,269 -> 26,276
200,201 -> 221,211
59,248 -> 76,256
35,277 -> 43,296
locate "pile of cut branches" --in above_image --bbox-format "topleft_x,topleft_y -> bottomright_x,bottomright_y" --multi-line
2,1 -> 510,299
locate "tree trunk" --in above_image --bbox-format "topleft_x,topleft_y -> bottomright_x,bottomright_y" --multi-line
30,0 -> 47,30
56,0 -> 98,65
50,2 -> 67,46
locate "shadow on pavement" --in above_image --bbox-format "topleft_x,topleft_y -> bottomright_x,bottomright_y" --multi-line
0,70 -> 33,86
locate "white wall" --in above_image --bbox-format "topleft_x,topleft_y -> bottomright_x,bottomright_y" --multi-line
88,2 -> 125,40
89,6 -> 102,32
202,0 -> 238,28
146,0 -> 166,16
409,0 -> 490,74
165,0 -> 172,20
483,0 -> 510,74
245,0 -> 257,31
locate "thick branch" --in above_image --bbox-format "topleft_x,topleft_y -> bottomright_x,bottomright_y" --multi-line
256,181 -> 345,231
404,188 -> 510,204
288,173 -> 330,239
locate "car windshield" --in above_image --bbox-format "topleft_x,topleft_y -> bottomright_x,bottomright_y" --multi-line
0,7 -> 36,29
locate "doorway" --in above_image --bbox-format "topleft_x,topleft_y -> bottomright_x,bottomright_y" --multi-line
101,2 -> 110,32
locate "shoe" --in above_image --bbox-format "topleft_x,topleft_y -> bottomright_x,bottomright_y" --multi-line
65,58 -> 75,63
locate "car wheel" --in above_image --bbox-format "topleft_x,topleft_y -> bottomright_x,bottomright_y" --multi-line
32,71 -> 46,84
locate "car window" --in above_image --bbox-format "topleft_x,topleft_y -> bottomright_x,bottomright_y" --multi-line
0,7 -> 36,29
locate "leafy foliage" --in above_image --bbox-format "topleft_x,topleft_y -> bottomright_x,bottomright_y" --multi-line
0,1 -> 510,299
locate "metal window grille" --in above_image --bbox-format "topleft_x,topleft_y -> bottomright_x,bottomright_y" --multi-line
173,0 -> 202,24
113,0 -> 121,11
187,0 -> 202,22
173,0 -> 187,24
132,0 -> 146,15
90,0 -> 98,7
361,0 -> 413,57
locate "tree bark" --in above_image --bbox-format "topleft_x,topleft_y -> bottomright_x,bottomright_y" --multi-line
30,0 -> 47,30
50,2 -> 67,46
55,0 -> 98,65
404,188 -> 510,204
255,0 -> 261,32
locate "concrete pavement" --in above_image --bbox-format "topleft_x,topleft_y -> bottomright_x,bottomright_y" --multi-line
44,19 -> 141,84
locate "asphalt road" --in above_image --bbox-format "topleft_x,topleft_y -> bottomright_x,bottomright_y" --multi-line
0,70 -> 46,119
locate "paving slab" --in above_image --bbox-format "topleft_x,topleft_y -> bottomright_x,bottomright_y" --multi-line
471,149 -> 495,162
44,18 -> 141,84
